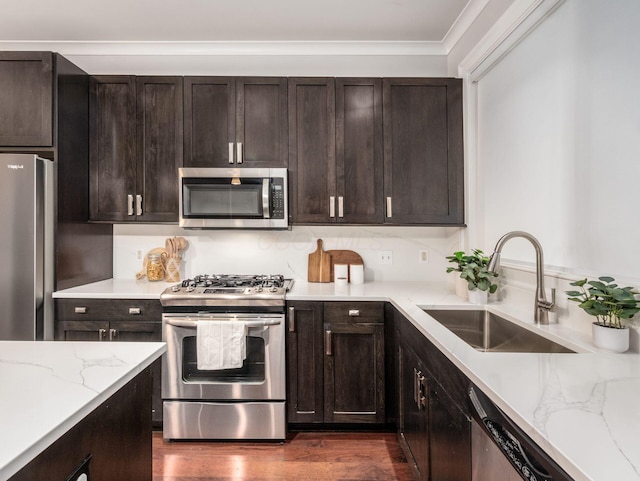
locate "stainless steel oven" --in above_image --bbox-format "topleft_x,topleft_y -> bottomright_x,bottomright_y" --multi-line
160,275 -> 291,440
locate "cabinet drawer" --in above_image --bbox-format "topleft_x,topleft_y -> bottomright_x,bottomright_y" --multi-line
56,299 -> 162,322
324,302 -> 384,324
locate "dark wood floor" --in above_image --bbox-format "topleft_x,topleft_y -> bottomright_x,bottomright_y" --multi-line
153,431 -> 413,480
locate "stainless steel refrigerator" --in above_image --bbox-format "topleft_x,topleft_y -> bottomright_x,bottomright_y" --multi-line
0,154 -> 55,340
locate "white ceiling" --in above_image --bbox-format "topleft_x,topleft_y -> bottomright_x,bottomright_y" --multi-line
0,0 -> 471,43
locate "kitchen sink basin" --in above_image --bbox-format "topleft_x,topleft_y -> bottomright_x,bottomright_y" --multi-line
422,309 -> 575,353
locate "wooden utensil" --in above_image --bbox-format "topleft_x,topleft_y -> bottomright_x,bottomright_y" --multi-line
326,250 -> 364,281
308,239 -> 332,282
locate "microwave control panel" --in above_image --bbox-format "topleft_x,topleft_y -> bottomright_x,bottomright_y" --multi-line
271,178 -> 285,219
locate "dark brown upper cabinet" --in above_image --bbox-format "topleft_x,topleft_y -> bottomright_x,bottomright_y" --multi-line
288,78 -> 336,223
335,78 -> 384,223
289,78 -> 383,224
383,78 -> 464,225
0,52 -> 53,147
183,77 -> 287,168
90,76 -> 183,222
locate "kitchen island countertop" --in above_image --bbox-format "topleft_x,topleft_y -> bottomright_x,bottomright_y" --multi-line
54,278 -> 640,481
0,340 -> 166,480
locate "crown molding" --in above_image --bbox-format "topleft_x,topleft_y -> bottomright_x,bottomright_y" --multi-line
442,0 -> 491,53
0,40 -> 447,57
458,0 -> 565,82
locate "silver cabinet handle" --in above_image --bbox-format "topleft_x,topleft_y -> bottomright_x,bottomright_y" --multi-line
129,307 -> 141,315
228,142 -> 234,164
288,306 -> 295,332
416,370 -> 427,409
98,328 -> 106,341
237,142 -> 243,164
348,309 -> 360,317
109,328 -> 117,341
74,306 -> 87,314
127,194 -> 134,216
136,195 -> 143,216
329,196 -> 336,218
262,178 -> 270,219
338,196 -> 344,218
325,330 -> 332,356
386,197 -> 392,218
413,368 -> 419,405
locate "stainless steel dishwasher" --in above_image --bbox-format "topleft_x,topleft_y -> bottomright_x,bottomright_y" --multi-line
468,385 -> 574,481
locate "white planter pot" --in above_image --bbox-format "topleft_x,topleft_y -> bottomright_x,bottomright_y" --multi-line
592,322 -> 629,353
455,276 -> 468,300
468,289 -> 488,305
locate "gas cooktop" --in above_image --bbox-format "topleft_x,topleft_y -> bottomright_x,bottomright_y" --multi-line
159,274 -> 293,307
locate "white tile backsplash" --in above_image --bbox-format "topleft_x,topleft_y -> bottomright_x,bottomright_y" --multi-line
113,224 -> 464,283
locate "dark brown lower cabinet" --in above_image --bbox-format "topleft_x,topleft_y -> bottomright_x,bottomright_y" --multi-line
9,365 -> 153,481
399,342 -> 430,481
55,299 -> 163,428
286,301 -> 385,424
324,322 -> 385,423
395,305 -> 471,481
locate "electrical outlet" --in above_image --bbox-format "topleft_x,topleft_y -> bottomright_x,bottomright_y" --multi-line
419,250 -> 429,263
136,249 -> 143,260
378,250 -> 393,264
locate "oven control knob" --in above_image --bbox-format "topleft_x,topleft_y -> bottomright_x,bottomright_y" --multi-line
255,286 -> 263,293
171,285 -> 180,292
186,286 -> 195,292
269,286 -> 278,292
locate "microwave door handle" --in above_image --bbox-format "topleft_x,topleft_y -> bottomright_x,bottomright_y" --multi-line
262,178 -> 270,219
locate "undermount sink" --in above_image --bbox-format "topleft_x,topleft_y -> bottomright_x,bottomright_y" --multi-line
423,309 -> 575,353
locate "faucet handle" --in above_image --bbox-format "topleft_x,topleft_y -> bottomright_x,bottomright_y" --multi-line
539,288 -> 556,310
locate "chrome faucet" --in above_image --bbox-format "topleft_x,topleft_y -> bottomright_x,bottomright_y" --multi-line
487,231 -> 555,325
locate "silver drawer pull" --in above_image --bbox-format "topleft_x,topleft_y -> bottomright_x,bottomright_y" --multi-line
348,309 -> 360,316
129,307 -> 141,315
74,306 -> 87,314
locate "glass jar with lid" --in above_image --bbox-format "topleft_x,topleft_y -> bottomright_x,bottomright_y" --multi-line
146,253 -> 166,281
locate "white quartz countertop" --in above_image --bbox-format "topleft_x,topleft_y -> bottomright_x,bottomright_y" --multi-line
0,341 -> 166,480
54,278 -> 640,481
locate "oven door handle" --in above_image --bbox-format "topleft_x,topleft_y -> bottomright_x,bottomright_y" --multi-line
165,318 -> 282,328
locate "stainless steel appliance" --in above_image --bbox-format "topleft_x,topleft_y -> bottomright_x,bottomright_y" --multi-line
179,167 -> 288,229
0,154 -> 55,340
160,274 -> 292,440
469,385 -> 574,481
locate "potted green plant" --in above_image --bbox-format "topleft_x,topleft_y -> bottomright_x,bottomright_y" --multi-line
446,251 -> 471,299
566,276 -> 640,352
447,249 -> 498,304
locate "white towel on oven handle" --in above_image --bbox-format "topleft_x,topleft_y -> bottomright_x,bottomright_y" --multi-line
196,320 -> 247,370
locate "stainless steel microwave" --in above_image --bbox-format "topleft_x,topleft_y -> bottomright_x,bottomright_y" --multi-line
179,167 -> 288,229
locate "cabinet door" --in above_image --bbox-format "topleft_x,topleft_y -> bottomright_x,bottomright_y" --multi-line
428,378 -> 471,481
236,77 -> 288,167
324,322 -> 385,423
336,78 -> 383,223
54,320 -> 109,341
89,76 -> 137,221
399,342 -> 430,481
286,301 -> 324,423
383,78 -> 464,225
0,52 -> 53,146
288,78 -> 336,223
108,320 -> 161,342
183,77 -> 235,167
136,76 -> 183,222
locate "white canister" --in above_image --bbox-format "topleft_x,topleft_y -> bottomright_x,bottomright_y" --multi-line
334,264 -> 348,283
350,264 -> 364,284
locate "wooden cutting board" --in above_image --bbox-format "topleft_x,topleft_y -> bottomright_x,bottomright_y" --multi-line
307,239 -> 332,282
326,250 -> 364,281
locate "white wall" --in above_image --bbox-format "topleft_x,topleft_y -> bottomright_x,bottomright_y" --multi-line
114,224 -> 463,283
476,0 -> 640,282
466,0 -> 640,348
